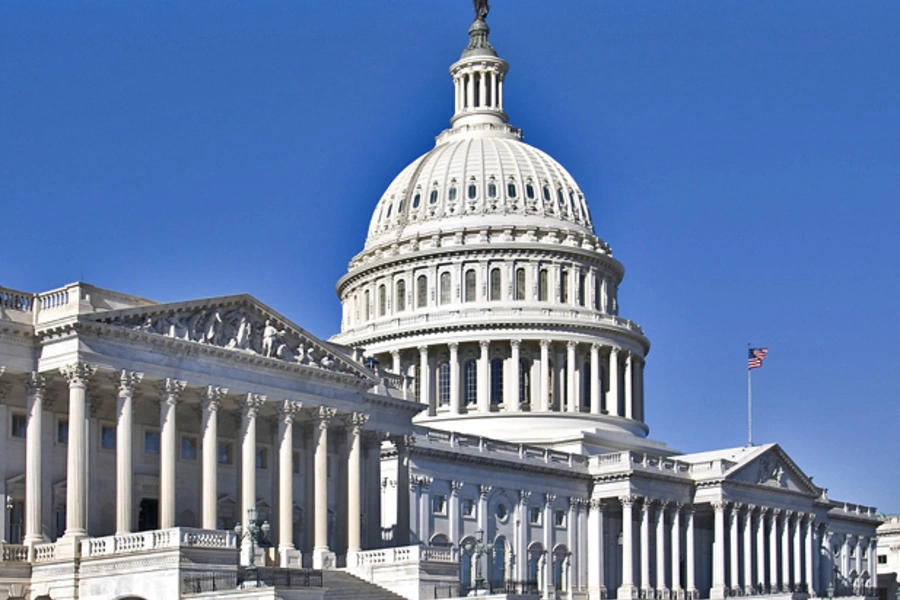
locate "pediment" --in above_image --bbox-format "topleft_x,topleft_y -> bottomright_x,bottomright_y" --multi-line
726,445 -> 819,496
87,294 -> 374,382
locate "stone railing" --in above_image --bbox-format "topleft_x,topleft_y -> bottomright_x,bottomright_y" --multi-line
350,544 -> 458,568
0,543 -> 29,562
0,287 -> 33,312
421,429 -> 588,470
81,528 -> 238,558
835,502 -> 878,519
33,543 -> 57,563
589,451 -> 732,478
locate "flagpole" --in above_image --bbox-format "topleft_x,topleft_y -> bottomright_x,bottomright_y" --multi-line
747,343 -> 753,447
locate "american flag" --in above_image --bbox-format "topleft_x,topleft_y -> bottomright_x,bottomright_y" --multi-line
748,347 -> 768,370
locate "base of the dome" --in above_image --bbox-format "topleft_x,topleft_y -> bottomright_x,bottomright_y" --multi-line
413,411 -> 673,456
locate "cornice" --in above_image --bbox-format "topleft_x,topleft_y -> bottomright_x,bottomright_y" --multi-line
407,442 -> 593,481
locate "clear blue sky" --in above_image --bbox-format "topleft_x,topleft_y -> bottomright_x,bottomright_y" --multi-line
2,2 -> 898,512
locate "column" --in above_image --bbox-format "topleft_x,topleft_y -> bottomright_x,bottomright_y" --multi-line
508,339 -> 521,412
450,482 -> 463,544
478,340 -> 490,412
640,499 -> 651,594
623,353 -> 633,419
769,509 -> 781,592
868,539 -> 877,596
656,501 -> 668,593
449,343 -> 461,414
24,373 -> 46,547
277,400 -> 301,564
566,341 -> 577,412
600,277 -> 609,313
59,362 -> 96,545
618,496 -> 637,599
588,500 -> 606,600
115,372 -> 143,534
855,537 -> 864,592
568,498 -> 579,591
200,386 -> 226,531
312,406 -> 336,568
590,344 -> 601,414
793,513 -> 803,591
543,493 -> 556,599
607,348 -> 619,416
478,70 -> 486,108
539,340 -> 550,412
672,504 -> 683,596
841,535 -> 851,584
158,379 -> 186,530
686,506 -> 697,596
711,501 -> 727,599
394,435 -> 411,546
757,507 -> 768,591
634,359 -> 644,421
805,515 -> 816,595
419,346 -> 434,416
743,505 -> 755,594
346,412 -> 368,555
240,393 -> 266,563
782,511 -> 792,592
729,503 -> 741,592
518,490 -> 532,582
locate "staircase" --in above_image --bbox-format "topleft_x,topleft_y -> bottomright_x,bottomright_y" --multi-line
323,571 -> 411,600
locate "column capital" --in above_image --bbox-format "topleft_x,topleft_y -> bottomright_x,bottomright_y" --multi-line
567,340 -> 577,350
157,378 -> 186,405
539,339 -> 551,349
771,507 -> 782,516
759,505 -> 770,515
417,345 -> 428,354
619,495 -> 636,507
26,372 -> 46,397
313,405 -> 337,429
479,484 -> 492,499
519,489 -> 531,505
349,411 -> 369,434
711,500 -> 727,512
590,498 -> 606,512
806,514 -> 816,526
544,492 -> 556,507
451,481 -> 465,496
731,501 -> 743,512
448,341 -> 459,352
240,392 -> 267,418
117,370 -> 144,396
277,400 -> 303,424
391,349 -> 401,358
60,361 -> 97,388
591,342 -> 601,352
510,339 -> 521,349
202,385 -> 228,411
479,339 -> 490,350
745,503 -> 757,513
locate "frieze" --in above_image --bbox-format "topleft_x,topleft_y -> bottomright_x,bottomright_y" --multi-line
99,303 -> 358,377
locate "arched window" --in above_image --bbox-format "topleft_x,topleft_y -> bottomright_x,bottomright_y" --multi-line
398,199 -> 405,212
430,189 -> 439,204
438,362 -> 450,407
364,290 -> 371,321
582,367 -> 591,412
464,360 -> 477,405
527,543 -> 544,584
439,272 -> 451,305
493,537 -> 507,585
386,204 -> 393,218
594,276 -> 602,310
489,268 -> 502,301
526,183 -> 535,199
468,183 -> 477,199
413,192 -> 421,208
490,358 -> 504,405
488,181 -> 497,198
560,269 -> 569,303
515,268 -> 526,301
448,187 -> 457,201
577,272 -> 586,306
396,279 -> 406,312
417,275 -> 428,308
464,269 -> 476,302
507,182 -> 517,198
539,269 -> 549,302
543,185 -> 551,202
378,284 -> 386,317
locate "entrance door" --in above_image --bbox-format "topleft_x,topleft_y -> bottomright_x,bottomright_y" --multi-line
138,498 -> 159,531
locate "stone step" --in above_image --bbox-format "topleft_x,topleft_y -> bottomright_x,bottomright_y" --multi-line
323,571 -> 409,600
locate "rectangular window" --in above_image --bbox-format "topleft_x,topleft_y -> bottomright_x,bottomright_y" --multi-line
878,555 -> 887,564
57,419 -> 69,445
539,269 -> 549,302
560,269 -> 569,303
462,499 -> 475,517
293,451 -> 301,474
217,441 -> 233,465
256,446 -> 268,469
10,413 -> 26,438
144,430 -> 160,454
181,436 -> 198,460
100,425 -> 116,450
529,506 -> 541,525
554,509 -> 566,527
432,495 -> 447,515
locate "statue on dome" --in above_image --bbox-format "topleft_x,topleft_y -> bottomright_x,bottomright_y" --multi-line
473,0 -> 489,21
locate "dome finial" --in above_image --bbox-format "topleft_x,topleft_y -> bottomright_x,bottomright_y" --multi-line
463,0 -> 496,58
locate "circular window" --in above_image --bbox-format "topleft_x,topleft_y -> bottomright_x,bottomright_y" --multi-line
495,503 -> 508,522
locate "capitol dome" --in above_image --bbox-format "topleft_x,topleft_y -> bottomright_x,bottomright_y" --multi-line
333,7 -> 660,456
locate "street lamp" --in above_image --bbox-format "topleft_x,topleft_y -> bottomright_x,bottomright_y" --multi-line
235,507 -> 271,582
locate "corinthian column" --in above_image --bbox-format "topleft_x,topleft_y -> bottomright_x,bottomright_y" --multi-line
508,339 -> 521,412
158,378 -> 186,529
618,496 -> 637,600
607,348 -> 619,416
711,501 -> 727,599
729,503 -> 741,592
640,499 -> 652,595
117,371 -> 143,534
312,406 -> 336,568
590,344 -> 601,414
449,342 -> 461,414
277,400 -> 301,565
566,341 -> 578,412
539,340 -> 550,412
60,361 -> 96,543
240,393 -> 266,563
805,515 -> 816,595
201,386 -> 227,530
346,412 -> 369,555
623,353 -> 633,419
743,505 -> 755,595
24,372 -> 46,546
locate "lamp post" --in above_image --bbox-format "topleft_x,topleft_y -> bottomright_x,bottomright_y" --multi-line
235,507 -> 271,583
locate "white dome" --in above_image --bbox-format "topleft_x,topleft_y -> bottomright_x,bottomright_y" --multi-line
364,125 -> 595,250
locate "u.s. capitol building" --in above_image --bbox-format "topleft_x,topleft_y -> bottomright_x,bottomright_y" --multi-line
0,5 -> 881,600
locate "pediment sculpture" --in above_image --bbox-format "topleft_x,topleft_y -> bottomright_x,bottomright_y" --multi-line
756,454 -> 787,488
102,305 -> 355,376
